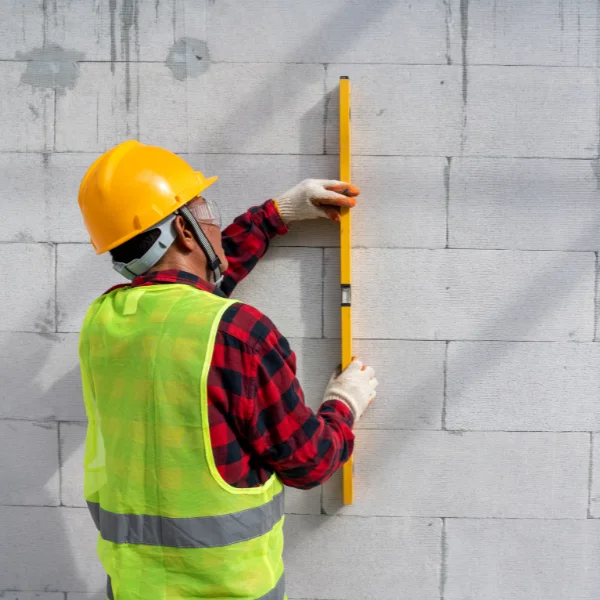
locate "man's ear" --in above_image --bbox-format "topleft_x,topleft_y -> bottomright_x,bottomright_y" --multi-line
173,214 -> 197,252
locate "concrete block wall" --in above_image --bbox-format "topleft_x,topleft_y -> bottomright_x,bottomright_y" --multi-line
1,1 -> 599,598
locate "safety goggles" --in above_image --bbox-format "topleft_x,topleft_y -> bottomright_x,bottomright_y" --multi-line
186,197 -> 222,230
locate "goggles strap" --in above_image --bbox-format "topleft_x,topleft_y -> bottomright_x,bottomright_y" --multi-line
178,205 -> 223,287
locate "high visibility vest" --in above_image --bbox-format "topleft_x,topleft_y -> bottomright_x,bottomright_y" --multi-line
79,284 -> 286,599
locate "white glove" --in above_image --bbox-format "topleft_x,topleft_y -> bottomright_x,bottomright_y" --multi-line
322,358 -> 378,423
274,179 -> 360,224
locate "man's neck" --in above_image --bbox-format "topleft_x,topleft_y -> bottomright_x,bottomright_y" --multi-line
153,257 -> 211,282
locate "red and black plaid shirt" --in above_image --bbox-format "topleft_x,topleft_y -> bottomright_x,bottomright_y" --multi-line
107,200 -> 354,489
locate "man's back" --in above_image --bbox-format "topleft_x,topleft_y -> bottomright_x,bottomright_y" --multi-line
80,283 -> 285,599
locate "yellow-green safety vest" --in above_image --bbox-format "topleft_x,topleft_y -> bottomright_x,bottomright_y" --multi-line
79,283 -> 286,599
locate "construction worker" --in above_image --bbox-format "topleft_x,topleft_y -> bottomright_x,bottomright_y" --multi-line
77,140 -> 378,600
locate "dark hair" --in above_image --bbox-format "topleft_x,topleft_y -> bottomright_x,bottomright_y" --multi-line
109,228 -> 161,263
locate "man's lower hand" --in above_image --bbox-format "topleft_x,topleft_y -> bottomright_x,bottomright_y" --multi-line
321,358 -> 378,424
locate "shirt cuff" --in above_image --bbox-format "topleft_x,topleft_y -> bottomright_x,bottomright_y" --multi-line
266,199 -> 290,236
319,399 -> 355,428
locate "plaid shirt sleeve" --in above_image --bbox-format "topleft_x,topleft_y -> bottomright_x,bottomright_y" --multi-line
209,303 -> 355,490
219,200 -> 288,297
251,339 -> 356,490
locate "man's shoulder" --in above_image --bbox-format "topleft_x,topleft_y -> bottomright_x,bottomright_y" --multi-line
219,302 -> 288,356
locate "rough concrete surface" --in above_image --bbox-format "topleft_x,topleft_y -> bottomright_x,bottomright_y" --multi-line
2,1 -> 600,598
445,519 -> 600,600
323,430 -> 590,518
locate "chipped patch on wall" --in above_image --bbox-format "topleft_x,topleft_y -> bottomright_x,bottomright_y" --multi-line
16,44 -> 84,95
166,37 -> 210,81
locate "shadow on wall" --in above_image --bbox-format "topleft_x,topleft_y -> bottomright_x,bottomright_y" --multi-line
0,332 -> 105,596
197,0 -> 399,154
0,246 -> 124,594
299,92 -> 335,343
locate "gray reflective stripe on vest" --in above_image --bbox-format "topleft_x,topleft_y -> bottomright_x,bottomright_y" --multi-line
257,572 -> 285,600
88,491 -> 284,548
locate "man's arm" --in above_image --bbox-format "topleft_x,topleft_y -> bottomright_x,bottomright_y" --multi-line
220,200 -> 288,297
246,317 -> 356,490
219,180 -> 359,297
208,302 -> 376,489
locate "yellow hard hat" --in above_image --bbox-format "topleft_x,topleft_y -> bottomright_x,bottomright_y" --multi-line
78,140 -> 218,254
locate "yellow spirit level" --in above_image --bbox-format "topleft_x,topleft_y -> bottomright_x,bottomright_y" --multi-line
339,76 -> 353,505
